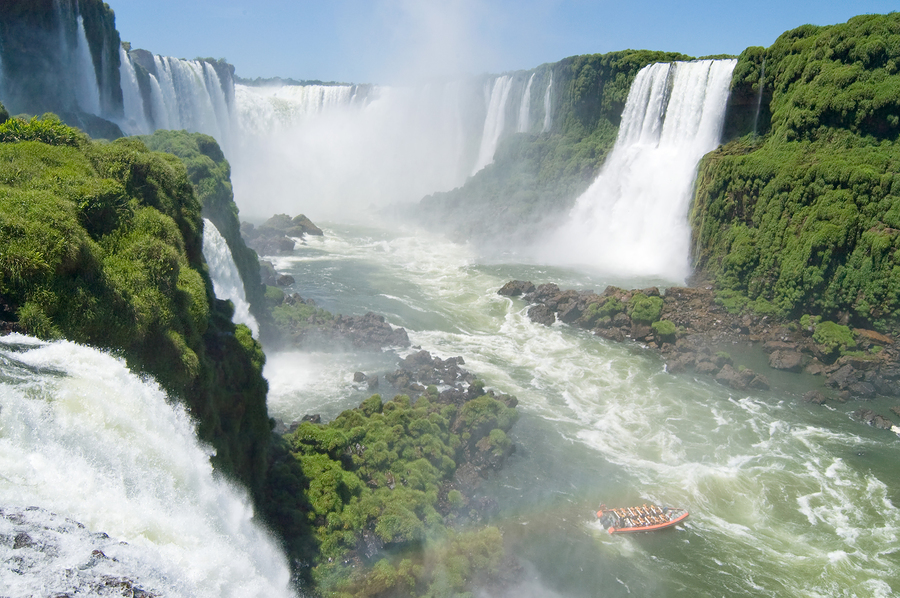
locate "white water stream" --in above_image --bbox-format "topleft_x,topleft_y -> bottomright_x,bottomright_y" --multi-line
202,218 -> 260,337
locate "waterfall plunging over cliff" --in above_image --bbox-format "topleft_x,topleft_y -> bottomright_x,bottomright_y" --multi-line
0,336 -> 293,597
517,73 -> 534,133
472,75 -> 514,174
539,59 -> 736,280
73,16 -> 101,115
542,73 -> 553,132
203,218 -> 259,337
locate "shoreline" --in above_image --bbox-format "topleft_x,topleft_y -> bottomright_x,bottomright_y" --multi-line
499,280 -> 900,435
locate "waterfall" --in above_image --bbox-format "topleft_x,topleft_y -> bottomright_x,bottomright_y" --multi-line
234,83 -> 357,132
753,58 -> 766,137
73,16 -> 101,115
517,73 -> 535,133
472,75 -> 514,174
542,73 -> 553,132
541,59 -> 736,281
118,46 -> 149,134
0,335 -> 293,597
202,219 -> 259,338
230,82 -> 479,220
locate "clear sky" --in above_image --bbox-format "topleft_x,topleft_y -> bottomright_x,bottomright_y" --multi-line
111,0 -> 898,84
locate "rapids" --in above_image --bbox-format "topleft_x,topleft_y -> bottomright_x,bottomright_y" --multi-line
262,222 -> 900,597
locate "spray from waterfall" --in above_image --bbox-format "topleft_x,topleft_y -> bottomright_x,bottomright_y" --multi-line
202,219 -> 259,337
230,81 -> 477,221
517,73 -> 535,133
0,335 -> 293,597
536,59 -> 736,282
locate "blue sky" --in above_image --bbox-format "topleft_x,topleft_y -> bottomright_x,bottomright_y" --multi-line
111,1 -> 898,84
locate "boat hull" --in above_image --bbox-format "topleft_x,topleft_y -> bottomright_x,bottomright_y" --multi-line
596,505 -> 689,534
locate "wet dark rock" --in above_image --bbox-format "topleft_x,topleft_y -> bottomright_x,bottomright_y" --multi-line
827,364 -> 859,390
353,371 -> 367,383
275,274 -> 295,287
769,350 -> 805,372
853,408 -> 894,429
497,280 -> 535,297
527,304 -> 556,326
803,390 -> 828,404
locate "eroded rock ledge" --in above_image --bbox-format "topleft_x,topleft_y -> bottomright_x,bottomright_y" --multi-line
500,280 -> 900,431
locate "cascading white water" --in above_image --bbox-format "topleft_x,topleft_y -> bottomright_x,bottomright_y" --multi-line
517,73 -> 535,133
202,219 -> 259,337
0,335 -> 293,597
230,82 -> 476,221
542,73 -> 553,132
73,16 -> 101,115
234,83 -> 356,133
117,46 -> 149,134
147,56 -> 231,145
472,75 -> 514,175
539,59 -> 736,281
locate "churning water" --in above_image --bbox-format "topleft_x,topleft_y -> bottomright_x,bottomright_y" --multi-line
263,222 -> 900,597
0,336 -> 294,597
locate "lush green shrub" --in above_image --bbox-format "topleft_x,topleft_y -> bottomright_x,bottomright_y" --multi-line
812,320 -> 856,355
628,292 -> 664,323
651,319 -> 677,341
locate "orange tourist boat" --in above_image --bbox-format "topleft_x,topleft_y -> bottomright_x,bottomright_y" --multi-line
596,503 -> 689,534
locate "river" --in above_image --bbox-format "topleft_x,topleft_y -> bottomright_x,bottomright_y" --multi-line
263,221 -> 900,598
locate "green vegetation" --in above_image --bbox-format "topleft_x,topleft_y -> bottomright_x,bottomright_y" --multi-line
578,296 -> 625,328
651,319 -> 677,342
139,130 -> 274,340
261,387 -> 518,596
419,50 -> 689,244
0,112 -> 270,495
692,13 -> 900,332
628,292 -> 664,323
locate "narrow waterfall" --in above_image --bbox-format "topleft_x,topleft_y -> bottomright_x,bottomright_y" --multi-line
202,219 -> 259,338
472,75 -> 514,174
542,59 -> 736,281
73,16 -> 101,115
118,46 -> 149,134
517,73 -> 535,133
542,73 -> 553,132
0,335 -> 293,597
753,57 -> 766,137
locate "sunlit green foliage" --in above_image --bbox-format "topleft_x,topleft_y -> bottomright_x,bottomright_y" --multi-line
0,120 -> 271,496
628,292 -> 664,323
263,389 -> 517,596
577,296 -> 625,328
693,13 -> 900,331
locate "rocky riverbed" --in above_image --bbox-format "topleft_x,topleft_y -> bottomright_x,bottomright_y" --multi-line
500,280 -> 900,433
